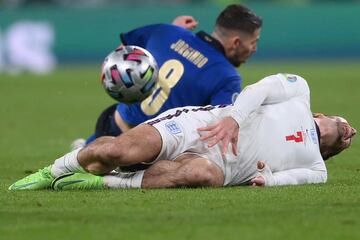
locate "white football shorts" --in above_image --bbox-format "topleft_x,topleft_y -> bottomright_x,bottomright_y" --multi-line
145,105 -> 232,184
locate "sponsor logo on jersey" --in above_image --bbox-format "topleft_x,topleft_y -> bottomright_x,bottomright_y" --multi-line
165,121 -> 182,134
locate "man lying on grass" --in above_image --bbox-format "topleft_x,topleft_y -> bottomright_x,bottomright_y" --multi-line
9,73 -> 356,190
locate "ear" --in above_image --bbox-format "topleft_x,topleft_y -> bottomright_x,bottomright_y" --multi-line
233,36 -> 241,48
313,113 -> 324,118
227,36 -> 241,54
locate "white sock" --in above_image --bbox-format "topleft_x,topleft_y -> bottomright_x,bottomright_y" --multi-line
104,170 -> 145,189
51,148 -> 86,177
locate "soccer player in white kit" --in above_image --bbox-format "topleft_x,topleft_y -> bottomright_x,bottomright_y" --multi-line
9,73 -> 356,190
143,73 -> 344,187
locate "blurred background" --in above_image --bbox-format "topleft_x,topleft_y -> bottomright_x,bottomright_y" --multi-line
1,0 -> 360,74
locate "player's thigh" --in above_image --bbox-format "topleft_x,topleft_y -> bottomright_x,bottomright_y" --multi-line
113,123 -> 162,165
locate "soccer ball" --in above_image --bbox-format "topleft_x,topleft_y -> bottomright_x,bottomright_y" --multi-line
101,45 -> 158,104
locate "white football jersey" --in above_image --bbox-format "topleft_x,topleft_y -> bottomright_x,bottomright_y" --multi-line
149,74 -> 327,186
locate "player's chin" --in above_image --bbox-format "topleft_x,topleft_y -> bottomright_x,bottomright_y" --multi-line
237,61 -> 246,67
232,61 -> 245,68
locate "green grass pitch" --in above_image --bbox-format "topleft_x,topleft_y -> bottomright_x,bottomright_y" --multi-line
0,61 -> 360,240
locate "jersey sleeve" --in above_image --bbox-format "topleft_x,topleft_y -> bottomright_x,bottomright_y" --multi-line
258,157 -> 327,186
120,24 -> 165,46
230,73 -> 310,126
257,157 -> 327,187
266,167 -> 327,186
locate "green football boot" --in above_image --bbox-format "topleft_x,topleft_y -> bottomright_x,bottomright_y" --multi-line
52,172 -> 105,190
8,165 -> 54,190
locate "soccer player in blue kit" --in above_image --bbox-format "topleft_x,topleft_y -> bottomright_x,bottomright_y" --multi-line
82,4 -> 262,147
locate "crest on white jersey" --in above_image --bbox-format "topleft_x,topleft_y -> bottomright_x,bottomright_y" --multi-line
285,74 -> 297,83
165,121 -> 182,135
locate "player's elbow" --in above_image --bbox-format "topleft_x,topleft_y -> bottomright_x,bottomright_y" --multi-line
319,171 -> 327,183
313,170 -> 327,184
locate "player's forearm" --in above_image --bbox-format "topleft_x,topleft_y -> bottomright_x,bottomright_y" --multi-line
230,76 -> 285,125
230,74 -> 309,125
266,168 -> 327,186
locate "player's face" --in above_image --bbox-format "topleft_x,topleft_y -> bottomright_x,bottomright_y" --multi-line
316,114 -> 356,152
229,28 -> 261,67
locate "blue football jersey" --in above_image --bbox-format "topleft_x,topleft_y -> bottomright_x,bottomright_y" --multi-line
117,23 -> 242,125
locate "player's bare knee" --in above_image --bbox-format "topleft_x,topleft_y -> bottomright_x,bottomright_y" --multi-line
78,138 -> 127,172
188,168 -> 213,186
185,158 -> 224,187
102,136 -> 144,166
198,163 -> 223,187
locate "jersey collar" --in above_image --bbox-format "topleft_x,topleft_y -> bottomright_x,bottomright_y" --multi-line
196,31 -> 226,55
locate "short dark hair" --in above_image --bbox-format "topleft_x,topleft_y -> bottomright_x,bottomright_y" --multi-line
216,4 -> 262,34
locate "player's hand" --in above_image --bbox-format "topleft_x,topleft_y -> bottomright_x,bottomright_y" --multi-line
250,161 -> 266,186
250,161 -> 272,187
115,44 -> 124,51
198,117 -> 239,156
172,15 -> 198,30
250,175 -> 265,187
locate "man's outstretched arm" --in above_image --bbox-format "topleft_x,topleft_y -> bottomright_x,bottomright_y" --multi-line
250,161 -> 327,187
